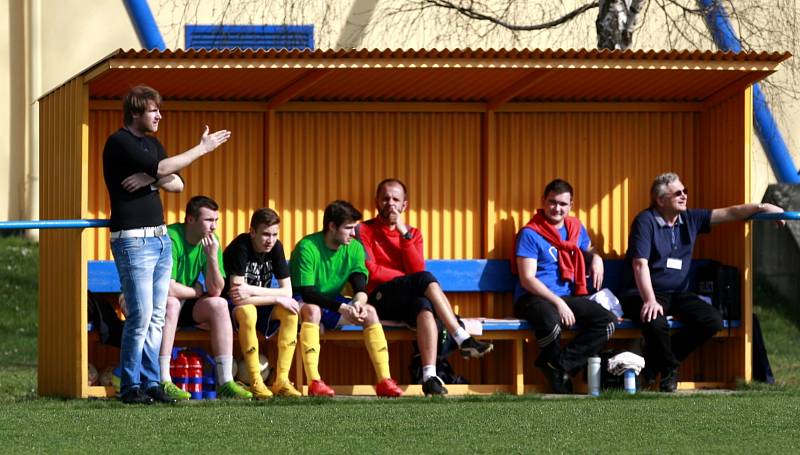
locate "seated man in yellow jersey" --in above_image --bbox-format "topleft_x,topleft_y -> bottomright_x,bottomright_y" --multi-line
290,200 -> 403,397
159,195 -> 251,400
223,208 -> 301,399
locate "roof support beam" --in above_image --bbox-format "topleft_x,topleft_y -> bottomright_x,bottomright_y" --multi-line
486,69 -> 555,111
266,69 -> 331,110
702,71 -> 767,109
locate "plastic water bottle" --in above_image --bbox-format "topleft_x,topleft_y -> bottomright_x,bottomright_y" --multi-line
624,369 -> 637,394
187,351 -> 204,400
587,356 -> 601,397
171,351 -> 189,393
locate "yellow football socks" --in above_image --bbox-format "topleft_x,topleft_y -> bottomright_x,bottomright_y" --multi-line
364,323 -> 391,380
300,322 -> 321,381
274,305 -> 298,382
235,304 -> 263,385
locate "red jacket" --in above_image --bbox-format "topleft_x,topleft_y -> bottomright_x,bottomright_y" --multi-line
357,218 -> 425,293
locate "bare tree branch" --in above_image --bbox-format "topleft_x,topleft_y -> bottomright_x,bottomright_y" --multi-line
420,0 -> 600,32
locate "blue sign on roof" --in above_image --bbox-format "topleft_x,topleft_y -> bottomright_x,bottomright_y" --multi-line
185,24 -> 314,50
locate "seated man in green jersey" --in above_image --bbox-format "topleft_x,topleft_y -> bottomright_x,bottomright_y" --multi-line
159,195 -> 251,400
291,200 -> 403,397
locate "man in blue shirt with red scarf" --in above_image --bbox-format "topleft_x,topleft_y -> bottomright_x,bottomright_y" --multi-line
514,179 -> 616,394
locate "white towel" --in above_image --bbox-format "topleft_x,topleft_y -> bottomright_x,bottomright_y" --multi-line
607,351 -> 646,375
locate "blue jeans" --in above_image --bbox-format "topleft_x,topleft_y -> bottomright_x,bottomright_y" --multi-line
111,235 -> 172,394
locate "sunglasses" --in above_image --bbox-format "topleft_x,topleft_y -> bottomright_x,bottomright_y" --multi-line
670,188 -> 688,198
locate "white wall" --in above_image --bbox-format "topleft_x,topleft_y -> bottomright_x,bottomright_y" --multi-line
0,0 -> 796,223
40,0 -> 139,96
0,0 -> 27,221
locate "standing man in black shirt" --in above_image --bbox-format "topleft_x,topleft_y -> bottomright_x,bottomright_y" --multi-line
103,85 -> 231,404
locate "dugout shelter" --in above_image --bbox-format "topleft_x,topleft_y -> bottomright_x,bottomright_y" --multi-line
38,48 -> 788,397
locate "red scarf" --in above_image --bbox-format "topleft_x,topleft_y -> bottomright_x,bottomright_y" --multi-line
523,209 -> 588,295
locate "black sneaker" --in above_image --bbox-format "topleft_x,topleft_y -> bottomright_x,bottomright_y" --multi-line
459,337 -> 494,359
119,387 -> 154,405
146,385 -> 178,403
422,376 -> 449,396
539,362 -> 573,394
659,368 -> 679,393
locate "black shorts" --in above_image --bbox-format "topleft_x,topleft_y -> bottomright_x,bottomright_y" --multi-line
369,271 -> 437,327
177,298 -> 200,328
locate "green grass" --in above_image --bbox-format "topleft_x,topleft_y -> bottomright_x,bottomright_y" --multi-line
0,393 -> 799,453
754,282 -> 800,385
2,236 -> 800,452
0,236 -> 37,400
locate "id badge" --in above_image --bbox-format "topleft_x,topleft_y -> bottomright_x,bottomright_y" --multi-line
666,258 -> 683,270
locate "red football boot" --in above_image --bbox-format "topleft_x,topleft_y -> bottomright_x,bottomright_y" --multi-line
376,378 -> 403,397
308,379 -> 335,397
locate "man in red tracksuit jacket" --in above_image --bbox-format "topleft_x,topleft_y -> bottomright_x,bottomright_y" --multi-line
357,178 -> 494,396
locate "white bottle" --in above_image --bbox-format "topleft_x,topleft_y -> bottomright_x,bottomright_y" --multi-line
587,356 -> 601,397
624,369 -> 637,394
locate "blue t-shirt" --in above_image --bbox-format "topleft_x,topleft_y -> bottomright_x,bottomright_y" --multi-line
623,207 -> 711,294
514,224 -> 591,301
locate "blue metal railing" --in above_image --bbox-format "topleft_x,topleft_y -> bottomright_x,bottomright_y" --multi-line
0,219 -> 110,230
751,212 -> 800,221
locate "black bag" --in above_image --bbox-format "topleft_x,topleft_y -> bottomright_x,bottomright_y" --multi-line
697,261 -> 741,322
87,292 -> 124,347
409,316 -> 469,385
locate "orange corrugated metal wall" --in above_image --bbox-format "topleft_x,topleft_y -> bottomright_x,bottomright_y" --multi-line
486,108 -> 735,386
39,78 -> 89,397
696,91 -> 751,382
270,111 -> 482,260
89,106 -> 725,286
489,110 -> 699,260
270,110 -> 485,384
88,108 -> 481,264
85,102 -> 750,388
696,93 -> 748,268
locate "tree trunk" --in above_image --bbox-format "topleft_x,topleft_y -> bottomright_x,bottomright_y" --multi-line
596,0 -> 645,50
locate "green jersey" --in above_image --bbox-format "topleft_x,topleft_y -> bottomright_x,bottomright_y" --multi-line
168,223 -> 226,286
290,232 -> 368,297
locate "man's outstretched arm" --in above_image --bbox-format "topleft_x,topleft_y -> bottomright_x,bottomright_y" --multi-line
710,202 -> 783,225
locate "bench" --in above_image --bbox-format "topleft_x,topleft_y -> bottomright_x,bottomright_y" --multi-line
87,258 -> 741,396
87,259 -> 531,395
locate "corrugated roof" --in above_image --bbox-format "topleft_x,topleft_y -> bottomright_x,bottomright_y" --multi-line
109,47 -> 791,63
81,48 -> 790,105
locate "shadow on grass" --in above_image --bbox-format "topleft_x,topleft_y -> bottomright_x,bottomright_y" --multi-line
10,386 -> 798,410
754,279 -> 800,331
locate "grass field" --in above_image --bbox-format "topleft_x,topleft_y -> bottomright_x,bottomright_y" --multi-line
753,283 -> 800,385
0,236 -> 37,401
2,236 -> 800,453
2,392 -> 800,453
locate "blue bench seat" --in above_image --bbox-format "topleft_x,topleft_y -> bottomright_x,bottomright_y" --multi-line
88,258 -> 741,332
88,257 -> 741,396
